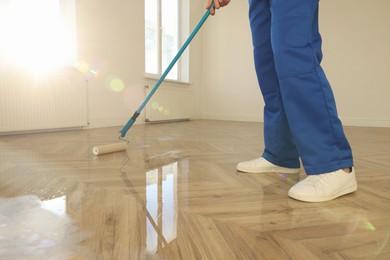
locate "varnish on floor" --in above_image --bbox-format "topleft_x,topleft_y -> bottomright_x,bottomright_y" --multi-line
0,120 -> 389,259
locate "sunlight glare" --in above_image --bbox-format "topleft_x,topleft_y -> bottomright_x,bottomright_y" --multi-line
2,0 -> 76,76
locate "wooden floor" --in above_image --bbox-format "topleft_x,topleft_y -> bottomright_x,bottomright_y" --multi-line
0,120 -> 389,259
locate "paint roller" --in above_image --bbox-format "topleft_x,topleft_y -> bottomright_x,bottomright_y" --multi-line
93,4 -> 214,156
92,142 -> 128,156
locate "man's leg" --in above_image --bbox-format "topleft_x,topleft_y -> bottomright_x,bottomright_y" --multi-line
270,0 -> 353,174
242,0 -> 300,172
270,0 -> 356,202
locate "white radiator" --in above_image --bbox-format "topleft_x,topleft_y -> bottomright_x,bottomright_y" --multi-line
144,85 -> 195,122
0,70 -> 88,133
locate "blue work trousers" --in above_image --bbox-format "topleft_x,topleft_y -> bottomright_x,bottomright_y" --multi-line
249,0 -> 353,174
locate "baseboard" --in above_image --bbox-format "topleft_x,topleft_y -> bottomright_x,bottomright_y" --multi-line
200,112 -> 263,123
0,126 -> 84,136
201,113 -> 390,128
340,117 -> 390,127
86,115 -> 145,129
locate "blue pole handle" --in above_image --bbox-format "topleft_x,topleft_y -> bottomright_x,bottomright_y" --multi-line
119,3 -> 215,138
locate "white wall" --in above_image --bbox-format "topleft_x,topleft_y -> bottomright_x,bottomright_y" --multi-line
321,0 -> 390,127
76,0 -> 205,128
201,1 -> 262,122
201,0 -> 390,127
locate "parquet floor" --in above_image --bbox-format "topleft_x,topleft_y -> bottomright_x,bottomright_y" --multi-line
0,120 -> 389,259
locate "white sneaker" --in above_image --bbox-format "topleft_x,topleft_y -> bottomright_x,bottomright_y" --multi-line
288,168 -> 357,202
236,157 -> 300,174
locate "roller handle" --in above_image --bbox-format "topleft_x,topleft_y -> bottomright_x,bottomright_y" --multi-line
119,3 -> 215,138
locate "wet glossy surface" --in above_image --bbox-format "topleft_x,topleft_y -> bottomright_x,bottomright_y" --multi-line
1,120 -> 390,259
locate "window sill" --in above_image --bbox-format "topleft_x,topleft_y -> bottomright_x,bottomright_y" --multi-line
144,74 -> 191,85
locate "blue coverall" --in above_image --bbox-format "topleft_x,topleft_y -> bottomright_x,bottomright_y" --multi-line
249,0 -> 353,174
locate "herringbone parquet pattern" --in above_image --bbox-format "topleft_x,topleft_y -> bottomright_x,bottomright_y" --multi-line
0,120 -> 389,259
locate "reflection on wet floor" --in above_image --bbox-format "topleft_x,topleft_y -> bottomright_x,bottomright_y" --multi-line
0,147 -> 187,259
145,161 -> 179,254
40,196 -> 67,217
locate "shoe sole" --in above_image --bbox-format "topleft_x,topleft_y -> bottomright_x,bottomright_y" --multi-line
288,183 -> 358,202
236,166 -> 300,174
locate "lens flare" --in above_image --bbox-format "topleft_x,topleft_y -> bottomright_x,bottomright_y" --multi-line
89,63 -> 101,78
77,60 -> 102,79
150,102 -> 170,116
104,75 -> 125,92
278,173 -> 299,186
110,78 -> 124,92
364,220 -> 376,231
76,60 -> 90,74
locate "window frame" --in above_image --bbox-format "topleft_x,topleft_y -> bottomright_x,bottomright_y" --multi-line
144,0 -> 189,84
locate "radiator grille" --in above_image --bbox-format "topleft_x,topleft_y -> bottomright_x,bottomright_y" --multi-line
0,70 -> 88,133
145,85 -> 194,122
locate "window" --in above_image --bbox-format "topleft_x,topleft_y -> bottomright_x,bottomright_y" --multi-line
0,0 -> 77,76
145,0 -> 189,82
